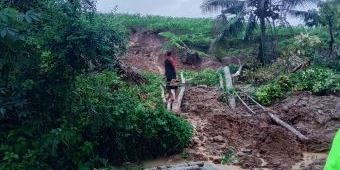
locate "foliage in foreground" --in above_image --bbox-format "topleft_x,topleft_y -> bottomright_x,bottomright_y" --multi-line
69,71 -> 193,164
1,70 -> 193,169
0,1 -> 192,169
254,67 -> 340,105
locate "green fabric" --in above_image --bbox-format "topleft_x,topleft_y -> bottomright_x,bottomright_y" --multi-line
324,129 -> 340,170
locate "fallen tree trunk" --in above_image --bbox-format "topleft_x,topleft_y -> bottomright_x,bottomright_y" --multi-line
267,112 -> 309,141
245,93 -> 310,141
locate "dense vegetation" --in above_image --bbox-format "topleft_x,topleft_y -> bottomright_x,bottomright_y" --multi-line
1,0 -> 339,169
0,1 -> 192,169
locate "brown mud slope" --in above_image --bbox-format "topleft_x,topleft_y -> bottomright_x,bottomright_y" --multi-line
120,30 -> 223,74
119,30 -> 340,170
181,87 -> 340,170
272,91 -> 340,152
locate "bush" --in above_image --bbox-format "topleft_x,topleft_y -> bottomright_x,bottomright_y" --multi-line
183,68 -> 220,86
254,81 -> 286,105
290,67 -> 340,94
254,67 -> 340,105
68,71 -> 192,164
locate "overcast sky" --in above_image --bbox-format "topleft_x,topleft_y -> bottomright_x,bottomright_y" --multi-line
97,0 -> 217,18
96,0 -> 317,25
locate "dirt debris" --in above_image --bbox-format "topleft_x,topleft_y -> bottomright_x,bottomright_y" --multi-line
120,30 -> 340,170
181,86 -> 340,170
120,30 -> 223,74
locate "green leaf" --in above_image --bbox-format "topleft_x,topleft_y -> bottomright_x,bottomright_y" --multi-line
159,31 -> 176,38
0,108 -> 5,115
0,29 -> 6,38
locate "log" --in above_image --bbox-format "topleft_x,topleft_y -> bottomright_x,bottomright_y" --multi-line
173,72 -> 186,112
219,73 -> 224,90
231,59 -> 243,78
268,112 -> 309,141
160,84 -> 166,103
223,66 -> 236,109
244,93 -> 310,141
290,59 -> 310,73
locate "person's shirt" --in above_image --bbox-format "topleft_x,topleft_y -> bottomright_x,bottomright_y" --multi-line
164,58 -> 176,80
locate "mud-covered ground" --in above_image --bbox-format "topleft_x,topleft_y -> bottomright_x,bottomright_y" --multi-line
120,30 -> 340,170
181,86 -> 340,170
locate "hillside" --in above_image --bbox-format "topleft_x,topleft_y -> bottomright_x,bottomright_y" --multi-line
120,29 -> 340,170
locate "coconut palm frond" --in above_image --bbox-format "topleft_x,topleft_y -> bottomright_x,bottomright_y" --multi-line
214,13 -> 229,36
201,0 -> 237,13
80,0 -> 97,11
289,9 -> 319,26
244,13 -> 256,41
281,0 -> 318,9
224,15 -> 246,37
214,15 -> 245,43
223,1 -> 246,14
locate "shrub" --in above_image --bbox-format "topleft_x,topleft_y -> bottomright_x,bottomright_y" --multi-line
290,67 -> 340,94
254,67 -> 340,105
68,70 -> 193,164
254,82 -> 285,105
183,68 -> 220,86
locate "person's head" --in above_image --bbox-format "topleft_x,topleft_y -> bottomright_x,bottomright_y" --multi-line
166,51 -> 172,58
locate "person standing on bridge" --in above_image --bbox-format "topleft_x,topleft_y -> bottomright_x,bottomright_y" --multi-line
164,51 -> 178,102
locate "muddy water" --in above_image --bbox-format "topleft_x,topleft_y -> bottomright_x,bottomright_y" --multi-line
142,154 -> 243,170
292,152 -> 327,170
143,152 -> 327,170
142,155 -> 258,170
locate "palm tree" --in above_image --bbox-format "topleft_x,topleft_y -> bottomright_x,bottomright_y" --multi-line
291,0 -> 340,56
201,0 -> 315,64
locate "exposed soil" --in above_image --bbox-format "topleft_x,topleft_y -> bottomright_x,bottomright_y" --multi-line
121,30 -> 340,170
120,30 -> 223,74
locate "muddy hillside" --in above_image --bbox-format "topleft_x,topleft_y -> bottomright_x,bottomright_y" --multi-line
120,30 -> 340,170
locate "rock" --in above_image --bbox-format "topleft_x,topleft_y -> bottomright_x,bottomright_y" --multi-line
283,105 -> 289,112
191,152 -> 209,161
197,85 -> 208,88
213,135 -> 225,143
209,156 -> 222,164
190,138 -> 199,147
241,148 -> 253,154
